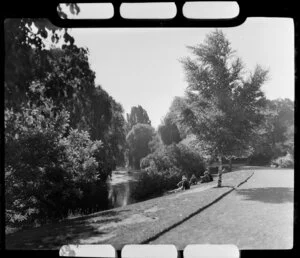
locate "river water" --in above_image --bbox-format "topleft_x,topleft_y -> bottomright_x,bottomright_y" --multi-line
107,169 -> 141,208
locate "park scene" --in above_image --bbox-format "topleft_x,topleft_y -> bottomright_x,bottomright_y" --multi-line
4,7 -> 294,251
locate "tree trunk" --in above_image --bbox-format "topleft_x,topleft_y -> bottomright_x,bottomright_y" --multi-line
217,155 -> 223,187
229,158 -> 232,172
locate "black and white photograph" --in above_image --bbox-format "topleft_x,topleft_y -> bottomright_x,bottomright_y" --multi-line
4,2 -> 294,251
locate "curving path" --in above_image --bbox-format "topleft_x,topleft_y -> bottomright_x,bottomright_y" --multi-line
150,169 -> 294,250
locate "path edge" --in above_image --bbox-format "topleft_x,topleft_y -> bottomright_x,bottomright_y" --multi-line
140,171 -> 255,244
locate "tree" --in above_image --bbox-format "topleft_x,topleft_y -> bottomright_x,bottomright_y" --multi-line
4,14 -> 128,225
5,14 -> 79,109
126,124 -> 155,169
5,18 -> 127,171
179,30 -> 268,186
5,83 -> 106,224
249,98 -> 294,164
158,115 -> 181,145
148,132 -> 163,153
126,105 -> 151,132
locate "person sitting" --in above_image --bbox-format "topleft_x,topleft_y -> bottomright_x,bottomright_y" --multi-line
200,170 -> 213,183
189,174 -> 198,185
177,175 -> 190,190
168,175 -> 190,194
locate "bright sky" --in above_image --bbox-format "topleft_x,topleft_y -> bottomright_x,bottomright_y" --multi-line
68,18 -> 294,129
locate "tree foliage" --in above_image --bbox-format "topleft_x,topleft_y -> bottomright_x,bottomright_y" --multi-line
179,30 -> 268,163
141,143 -> 206,179
134,142 -> 206,200
249,98 -> 294,164
4,15 -> 127,228
158,115 -> 181,145
126,105 -> 151,132
126,124 -> 155,169
5,84 -> 109,226
4,17 -> 78,109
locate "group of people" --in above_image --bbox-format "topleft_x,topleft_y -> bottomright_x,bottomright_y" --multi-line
168,170 -> 214,194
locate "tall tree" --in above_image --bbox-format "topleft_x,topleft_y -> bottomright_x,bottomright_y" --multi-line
158,115 -> 181,145
126,124 -> 155,169
179,30 -> 268,186
126,105 -> 151,132
5,18 -> 127,170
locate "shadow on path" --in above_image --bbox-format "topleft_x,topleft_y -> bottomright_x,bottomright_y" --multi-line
236,187 -> 294,204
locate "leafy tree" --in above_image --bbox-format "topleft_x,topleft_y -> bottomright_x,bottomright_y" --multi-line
249,98 -> 294,164
126,105 -> 151,131
148,132 -> 163,153
5,83 -> 108,226
89,86 -> 127,168
165,96 -> 190,139
158,115 -> 181,145
5,18 -> 127,170
4,15 -> 78,109
179,30 -> 268,186
126,124 -> 155,169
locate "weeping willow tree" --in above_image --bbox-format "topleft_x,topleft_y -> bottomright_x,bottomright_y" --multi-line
179,30 -> 268,187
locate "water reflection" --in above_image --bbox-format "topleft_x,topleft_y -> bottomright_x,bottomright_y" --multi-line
107,170 -> 139,208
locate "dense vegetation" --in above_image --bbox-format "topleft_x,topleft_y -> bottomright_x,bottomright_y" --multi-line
5,18 -> 126,229
5,17 -> 293,231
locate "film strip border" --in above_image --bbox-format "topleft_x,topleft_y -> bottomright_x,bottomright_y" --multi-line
3,0 -> 299,27
59,244 -> 239,258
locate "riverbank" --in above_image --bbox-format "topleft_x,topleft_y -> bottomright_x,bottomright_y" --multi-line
6,168 -> 254,250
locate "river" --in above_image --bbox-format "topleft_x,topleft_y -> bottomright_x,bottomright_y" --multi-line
107,169 -> 141,208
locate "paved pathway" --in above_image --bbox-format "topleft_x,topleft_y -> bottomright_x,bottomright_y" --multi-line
150,169 -> 294,250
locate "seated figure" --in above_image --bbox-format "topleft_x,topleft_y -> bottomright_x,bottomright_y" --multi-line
168,175 -> 190,194
177,175 -> 190,190
189,174 -> 198,185
200,170 -> 213,183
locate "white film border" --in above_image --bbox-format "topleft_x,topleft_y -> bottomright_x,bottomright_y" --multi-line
122,245 -> 177,258
59,244 -> 239,258
59,244 -> 116,257
184,245 -> 239,258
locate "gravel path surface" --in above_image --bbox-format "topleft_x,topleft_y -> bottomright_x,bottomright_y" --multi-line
150,169 -> 294,250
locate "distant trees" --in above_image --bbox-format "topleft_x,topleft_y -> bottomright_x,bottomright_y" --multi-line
158,115 -> 181,145
125,105 -> 154,169
126,124 -> 155,169
126,105 -> 151,132
249,98 -> 294,165
178,30 -> 269,186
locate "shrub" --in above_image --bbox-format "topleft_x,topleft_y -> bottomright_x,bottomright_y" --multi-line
5,92 -> 109,229
130,167 -> 182,201
140,143 -> 205,179
271,153 -> 294,168
134,143 -> 206,200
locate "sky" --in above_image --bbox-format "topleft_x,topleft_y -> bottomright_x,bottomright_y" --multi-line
66,18 -> 294,129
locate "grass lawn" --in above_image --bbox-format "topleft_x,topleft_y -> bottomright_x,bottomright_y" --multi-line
6,169 -> 254,250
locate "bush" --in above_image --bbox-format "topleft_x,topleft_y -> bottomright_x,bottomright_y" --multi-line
130,168 -> 182,201
5,93 -> 110,229
140,143 -> 205,179
133,143 -> 206,200
271,153 -> 294,168
247,153 -> 273,166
